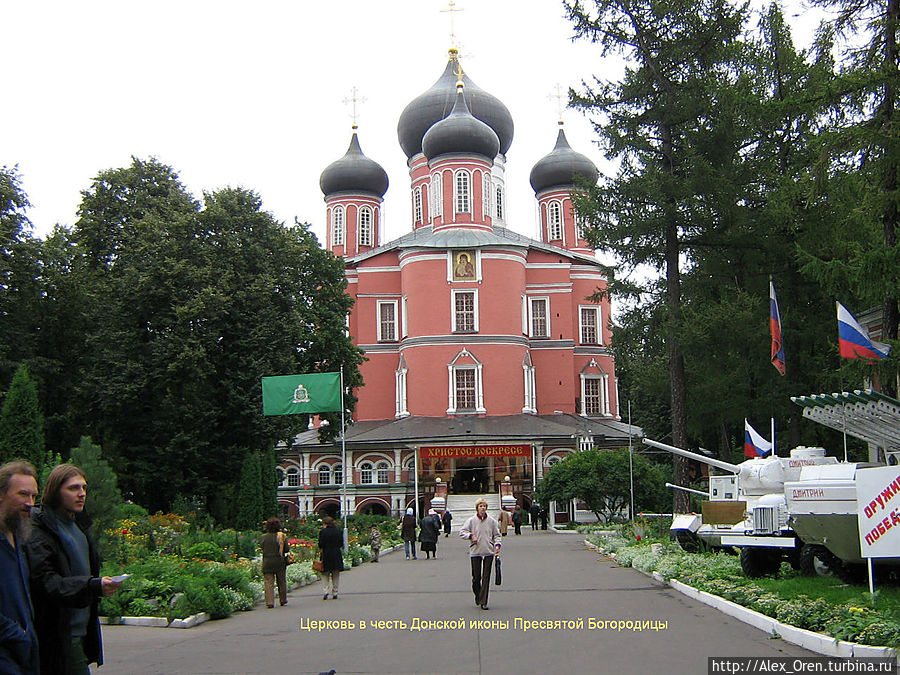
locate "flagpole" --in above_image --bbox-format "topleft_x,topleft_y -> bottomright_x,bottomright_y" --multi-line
340,368 -> 348,550
770,417 -> 776,457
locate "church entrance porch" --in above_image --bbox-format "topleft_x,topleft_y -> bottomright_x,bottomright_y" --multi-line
451,458 -> 490,494
419,444 -> 533,496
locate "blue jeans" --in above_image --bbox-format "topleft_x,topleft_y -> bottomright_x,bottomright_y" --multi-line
404,540 -> 416,558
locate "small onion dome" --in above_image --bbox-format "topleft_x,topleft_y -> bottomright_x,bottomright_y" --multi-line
397,52 -> 514,159
422,87 -> 500,161
319,132 -> 389,197
529,127 -> 599,193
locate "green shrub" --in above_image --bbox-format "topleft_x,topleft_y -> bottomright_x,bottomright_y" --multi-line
126,599 -> 160,617
184,579 -> 233,620
183,541 -> 225,562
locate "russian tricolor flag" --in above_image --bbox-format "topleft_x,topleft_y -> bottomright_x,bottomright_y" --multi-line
744,420 -> 773,458
836,302 -> 891,361
770,281 -> 785,375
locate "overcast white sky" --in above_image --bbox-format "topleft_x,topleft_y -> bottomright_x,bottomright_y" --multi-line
4,1 -> 821,245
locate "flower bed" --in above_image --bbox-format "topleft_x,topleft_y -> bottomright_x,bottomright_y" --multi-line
587,533 -> 900,649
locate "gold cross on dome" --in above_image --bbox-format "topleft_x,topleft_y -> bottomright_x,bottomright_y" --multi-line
342,86 -> 367,129
441,0 -> 463,49
548,83 -> 566,124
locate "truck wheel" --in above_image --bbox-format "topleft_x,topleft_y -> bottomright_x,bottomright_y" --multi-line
798,544 -> 830,577
740,547 -> 781,577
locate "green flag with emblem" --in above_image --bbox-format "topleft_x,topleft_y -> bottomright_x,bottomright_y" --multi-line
261,372 -> 342,416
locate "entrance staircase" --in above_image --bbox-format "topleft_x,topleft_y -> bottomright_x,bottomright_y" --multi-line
443,493 -> 500,532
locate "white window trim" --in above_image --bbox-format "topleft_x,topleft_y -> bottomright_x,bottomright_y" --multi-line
447,361 -> 485,414
579,305 -> 601,345
431,173 -> 442,218
286,467 -> 299,487
580,372 -> 610,417
528,296 -> 551,338
548,200 -> 562,240
376,461 -> 391,484
495,184 -> 504,222
521,294 -> 528,335
522,361 -> 536,414
377,300 -> 399,342
482,172 -> 491,218
395,358 -> 409,418
332,206 -> 345,246
413,187 -> 423,224
455,170 -> 470,215
451,288 -> 479,333
358,206 -> 373,247
360,461 -> 374,484
401,296 -> 408,338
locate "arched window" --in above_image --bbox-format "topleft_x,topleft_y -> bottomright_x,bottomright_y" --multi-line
413,187 -> 423,224
482,173 -> 491,217
318,464 -> 330,485
495,185 -> 504,222
548,201 -> 562,240
359,207 -> 373,246
431,174 -> 442,217
286,467 -> 299,487
455,170 -> 470,214
376,461 -> 390,484
547,455 -> 561,468
333,464 -> 343,485
360,461 -> 373,484
332,206 -> 345,246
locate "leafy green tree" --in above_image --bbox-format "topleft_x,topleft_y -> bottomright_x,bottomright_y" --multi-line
566,0 -> 746,510
235,450 -> 264,531
534,448 -> 667,522
67,159 -> 362,516
68,436 -> 123,533
0,363 -> 44,469
799,0 -> 900,394
261,445 -> 278,520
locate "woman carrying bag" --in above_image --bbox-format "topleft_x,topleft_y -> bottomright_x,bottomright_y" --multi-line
317,516 -> 344,600
260,517 -> 288,608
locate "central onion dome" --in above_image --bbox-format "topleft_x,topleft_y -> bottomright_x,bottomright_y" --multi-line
529,126 -> 599,193
422,84 -> 500,161
319,131 -> 389,197
397,49 -> 514,159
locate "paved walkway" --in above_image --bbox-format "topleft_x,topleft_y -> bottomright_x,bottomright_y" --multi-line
98,528 -> 814,674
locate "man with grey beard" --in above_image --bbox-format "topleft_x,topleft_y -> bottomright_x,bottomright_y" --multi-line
0,460 -> 40,675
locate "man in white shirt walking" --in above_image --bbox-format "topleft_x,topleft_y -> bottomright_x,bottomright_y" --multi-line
459,498 -> 501,610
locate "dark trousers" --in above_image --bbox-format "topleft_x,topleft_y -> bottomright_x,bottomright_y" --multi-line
470,555 -> 494,606
514,522 -> 521,535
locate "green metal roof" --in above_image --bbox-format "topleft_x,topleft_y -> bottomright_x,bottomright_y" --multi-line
790,390 -> 900,452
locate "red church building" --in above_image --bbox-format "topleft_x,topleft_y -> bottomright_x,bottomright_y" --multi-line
277,49 -> 635,524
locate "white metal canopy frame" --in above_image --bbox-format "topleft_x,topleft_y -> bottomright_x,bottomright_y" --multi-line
790,389 -> 900,454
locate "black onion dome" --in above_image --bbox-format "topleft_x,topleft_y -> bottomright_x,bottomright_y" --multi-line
529,127 -> 599,193
397,53 -> 514,159
319,132 -> 389,197
422,88 -> 500,161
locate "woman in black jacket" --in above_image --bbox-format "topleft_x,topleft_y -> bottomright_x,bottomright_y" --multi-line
317,516 -> 344,600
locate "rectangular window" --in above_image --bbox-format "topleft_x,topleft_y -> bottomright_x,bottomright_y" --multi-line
455,368 -> 476,410
495,186 -> 504,221
583,378 -> 603,415
414,188 -> 423,223
455,171 -> 470,213
359,208 -> 372,246
580,306 -> 600,344
378,301 -> 398,341
453,290 -> 476,332
529,297 -> 549,338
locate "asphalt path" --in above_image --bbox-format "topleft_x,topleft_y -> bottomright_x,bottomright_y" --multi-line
97,528 -> 815,674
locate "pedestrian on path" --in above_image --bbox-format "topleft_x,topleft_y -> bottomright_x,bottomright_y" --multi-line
442,509 -> 452,537
498,508 -> 512,536
419,509 -> 439,559
0,460 -> 40,675
260,517 -> 288,608
529,502 -> 540,530
400,508 -> 417,560
317,516 -> 344,600
512,506 -> 523,535
369,525 -> 382,562
27,463 -> 123,675
459,498 -> 501,610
